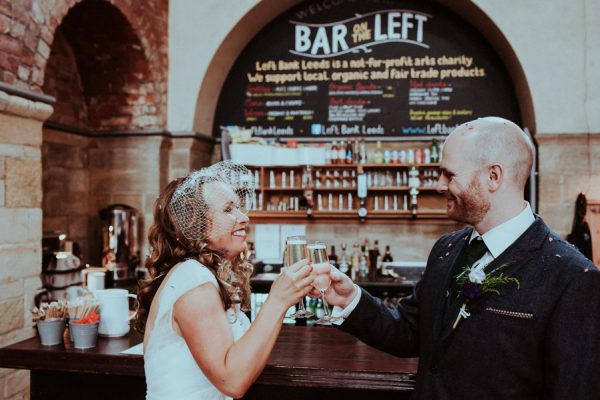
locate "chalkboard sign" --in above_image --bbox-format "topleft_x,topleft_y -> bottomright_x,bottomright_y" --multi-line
213,0 -> 521,139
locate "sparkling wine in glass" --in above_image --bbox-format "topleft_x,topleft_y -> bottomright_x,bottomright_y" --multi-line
286,236 -> 314,319
307,241 -> 340,325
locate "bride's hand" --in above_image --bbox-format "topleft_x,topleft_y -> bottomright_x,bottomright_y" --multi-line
268,260 -> 314,310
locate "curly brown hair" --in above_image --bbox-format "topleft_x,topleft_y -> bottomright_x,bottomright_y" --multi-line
134,177 -> 253,334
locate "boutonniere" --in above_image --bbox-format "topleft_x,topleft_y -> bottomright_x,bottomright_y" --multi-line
452,261 -> 519,328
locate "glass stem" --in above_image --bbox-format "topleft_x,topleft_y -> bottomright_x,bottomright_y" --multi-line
297,298 -> 307,312
320,289 -> 331,318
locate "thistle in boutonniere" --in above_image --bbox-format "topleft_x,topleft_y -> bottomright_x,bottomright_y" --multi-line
452,261 -> 519,328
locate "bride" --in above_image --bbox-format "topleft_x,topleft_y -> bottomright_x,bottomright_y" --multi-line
135,161 -> 313,399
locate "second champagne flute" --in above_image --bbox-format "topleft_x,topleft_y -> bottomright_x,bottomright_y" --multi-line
286,235 -> 314,319
307,241 -> 340,325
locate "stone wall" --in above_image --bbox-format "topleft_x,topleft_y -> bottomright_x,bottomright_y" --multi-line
87,135 -> 165,266
0,90 -> 52,400
42,128 -> 91,262
537,134 -> 600,237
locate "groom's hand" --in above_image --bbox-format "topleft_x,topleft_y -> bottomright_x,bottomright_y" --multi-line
309,265 -> 357,308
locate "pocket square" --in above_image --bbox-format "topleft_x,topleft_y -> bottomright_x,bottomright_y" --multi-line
485,307 -> 534,320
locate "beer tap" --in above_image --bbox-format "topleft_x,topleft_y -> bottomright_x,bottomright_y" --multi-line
408,166 -> 421,218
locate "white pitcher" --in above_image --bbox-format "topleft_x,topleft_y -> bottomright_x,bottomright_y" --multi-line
94,289 -> 137,337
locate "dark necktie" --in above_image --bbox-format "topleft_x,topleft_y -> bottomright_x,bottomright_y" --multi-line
448,236 -> 489,302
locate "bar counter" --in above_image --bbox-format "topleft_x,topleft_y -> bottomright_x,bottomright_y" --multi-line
0,325 -> 417,400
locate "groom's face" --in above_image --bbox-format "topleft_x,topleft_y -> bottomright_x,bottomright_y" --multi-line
437,133 -> 490,225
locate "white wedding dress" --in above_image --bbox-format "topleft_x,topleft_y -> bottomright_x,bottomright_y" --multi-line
144,259 -> 251,400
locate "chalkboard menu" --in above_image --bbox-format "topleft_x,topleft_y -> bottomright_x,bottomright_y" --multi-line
213,0 -> 521,139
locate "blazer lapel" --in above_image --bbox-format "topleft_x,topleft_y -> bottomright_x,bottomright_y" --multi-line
433,230 -> 472,341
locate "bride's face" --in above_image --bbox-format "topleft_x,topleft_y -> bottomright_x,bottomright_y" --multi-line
203,181 -> 249,260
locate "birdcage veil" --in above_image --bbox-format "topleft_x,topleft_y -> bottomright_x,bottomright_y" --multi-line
168,161 -> 255,242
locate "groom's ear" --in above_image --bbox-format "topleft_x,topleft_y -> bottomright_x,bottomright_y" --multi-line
486,163 -> 503,192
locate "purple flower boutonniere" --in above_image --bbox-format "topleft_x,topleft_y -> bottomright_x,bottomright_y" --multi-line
452,261 -> 519,328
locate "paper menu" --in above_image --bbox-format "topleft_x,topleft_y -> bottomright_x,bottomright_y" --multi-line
253,224 -> 306,262
254,224 -> 281,261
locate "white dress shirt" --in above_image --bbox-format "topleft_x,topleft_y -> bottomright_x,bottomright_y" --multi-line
331,202 -> 536,324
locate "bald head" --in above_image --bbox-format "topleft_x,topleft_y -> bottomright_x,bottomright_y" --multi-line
446,117 -> 534,190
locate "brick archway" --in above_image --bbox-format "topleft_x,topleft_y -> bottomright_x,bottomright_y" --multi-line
0,0 -> 167,128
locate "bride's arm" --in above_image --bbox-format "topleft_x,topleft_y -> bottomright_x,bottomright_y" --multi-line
173,260 -> 313,398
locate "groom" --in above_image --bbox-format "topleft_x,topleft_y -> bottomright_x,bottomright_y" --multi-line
324,117 -> 600,399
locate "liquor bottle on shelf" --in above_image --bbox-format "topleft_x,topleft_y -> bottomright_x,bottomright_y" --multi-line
338,243 -> 349,275
254,170 -> 260,187
369,240 -> 381,279
345,140 -> 353,164
362,239 -> 371,278
350,243 -> 360,281
414,148 -> 423,164
325,142 -> 332,164
383,149 -> 391,164
430,139 -> 439,163
382,245 -> 393,262
359,252 -> 368,279
353,138 -> 360,164
359,138 -> 367,164
338,140 -> 347,164
328,245 -> 338,266
269,170 -> 276,188
374,141 -> 384,164
331,141 -> 339,164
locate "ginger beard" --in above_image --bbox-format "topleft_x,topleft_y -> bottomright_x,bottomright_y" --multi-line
203,181 -> 249,260
446,170 -> 490,226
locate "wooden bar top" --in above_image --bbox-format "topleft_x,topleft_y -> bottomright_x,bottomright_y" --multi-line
0,325 -> 417,392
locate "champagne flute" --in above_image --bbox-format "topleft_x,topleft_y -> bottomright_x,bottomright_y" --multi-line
286,235 -> 314,319
307,241 -> 340,325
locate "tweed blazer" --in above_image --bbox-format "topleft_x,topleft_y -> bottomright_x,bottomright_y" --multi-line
340,217 -> 600,399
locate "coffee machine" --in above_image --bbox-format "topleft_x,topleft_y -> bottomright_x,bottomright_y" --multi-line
99,204 -> 140,285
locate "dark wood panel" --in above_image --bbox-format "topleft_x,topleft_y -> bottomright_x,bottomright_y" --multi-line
0,325 -> 417,396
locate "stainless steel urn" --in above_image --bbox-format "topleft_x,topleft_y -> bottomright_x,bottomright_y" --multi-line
99,204 -> 140,283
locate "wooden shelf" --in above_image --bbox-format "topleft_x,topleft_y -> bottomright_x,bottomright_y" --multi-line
248,163 -> 440,169
313,187 -> 355,191
263,187 -> 304,192
369,186 -> 409,191
247,164 -> 447,222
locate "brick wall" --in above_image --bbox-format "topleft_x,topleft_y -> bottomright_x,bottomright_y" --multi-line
42,29 -> 87,129
0,0 -> 167,128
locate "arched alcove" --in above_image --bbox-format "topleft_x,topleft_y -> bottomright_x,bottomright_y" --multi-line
41,1 -> 161,267
46,1 -> 157,131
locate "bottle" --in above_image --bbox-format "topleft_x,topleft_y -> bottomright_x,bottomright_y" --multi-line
370,240 -> 381,279
324,142 -> 332,164
362,239 -> 371,277
345,141 -> 353,164
331,141 -> 338,164
430,139 -> 439,163
359,139 -> 367,164
359,252 -> 368,279
353,138 -> 360,164
382,245 -> 393,262
338,140 -> 347,164
350,243 -> 360,281
338,242 -> 349,275
328,245 -> 338,266
374,141 -> 384,164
